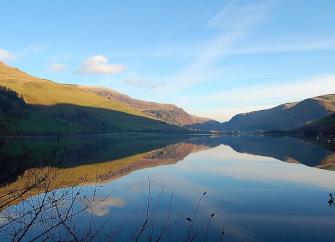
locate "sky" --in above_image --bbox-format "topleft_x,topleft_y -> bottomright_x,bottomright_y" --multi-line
1,0 -> 335,121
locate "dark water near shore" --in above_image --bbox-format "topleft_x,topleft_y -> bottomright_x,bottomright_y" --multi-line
0,135 -> 335,241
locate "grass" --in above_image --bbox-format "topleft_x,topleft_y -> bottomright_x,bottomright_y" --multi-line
15,111 -> 90,134
0,62 -> 141,115
0,62 -> 185,133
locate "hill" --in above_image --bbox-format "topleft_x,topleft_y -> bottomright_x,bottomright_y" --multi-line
221,94 -> 335,132
293,113 -> 335,136
79,86 -> 220,130
0,62 -> 188,134
0,86 -> 90,134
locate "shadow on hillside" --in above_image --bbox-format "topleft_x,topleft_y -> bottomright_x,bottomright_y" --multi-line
33,103 -> 187,134
185,119 -> 222,131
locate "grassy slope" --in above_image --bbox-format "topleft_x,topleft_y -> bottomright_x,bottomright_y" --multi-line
14,111 -> 90,134
0,62 -> 141,114
0,62 -> 184,133
0,85 -> 90,134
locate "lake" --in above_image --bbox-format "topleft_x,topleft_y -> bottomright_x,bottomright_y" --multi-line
0,134 -> 334,241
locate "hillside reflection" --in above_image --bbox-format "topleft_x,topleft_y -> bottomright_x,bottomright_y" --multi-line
0,135 -> 212,209
1,134 -> 335,241
216,135 -> 335,169
0,134 -> 334,209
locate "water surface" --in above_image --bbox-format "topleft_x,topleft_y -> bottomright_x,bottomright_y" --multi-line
0,135 -> 334,241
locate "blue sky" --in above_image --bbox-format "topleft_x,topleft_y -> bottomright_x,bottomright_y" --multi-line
1,0 -> 335,121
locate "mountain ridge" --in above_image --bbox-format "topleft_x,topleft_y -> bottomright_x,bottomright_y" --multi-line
221,94 -> 335,132
78,85 -> 211,126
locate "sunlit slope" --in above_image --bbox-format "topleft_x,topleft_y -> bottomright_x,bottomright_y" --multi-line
0,85 -> 90,134
0,62 -> 140,113
0,62 -> 184,133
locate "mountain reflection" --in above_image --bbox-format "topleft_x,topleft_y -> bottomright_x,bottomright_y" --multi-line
215,135 -> 335,169
1,134 -> 335,242
0,135 -> 211,209
0,134 -> 334,210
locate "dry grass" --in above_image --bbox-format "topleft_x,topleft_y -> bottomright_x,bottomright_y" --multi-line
0,62 -> 143,116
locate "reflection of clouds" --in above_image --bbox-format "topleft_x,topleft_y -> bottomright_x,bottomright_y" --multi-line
88,142 -> 335,241
224,223 -> 259,242
180,145 -> 335,191
221,213 -> 335,242
0,216 -> 9,225
231,213 -> 335,226
127,181 -> 147,193
131,169 -> 212,199
88,197 -> 125,217
188,144 -> 273,162
126,177 -> 183,193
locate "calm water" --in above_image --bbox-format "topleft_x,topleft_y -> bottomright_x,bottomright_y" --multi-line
0,135 -> 335,241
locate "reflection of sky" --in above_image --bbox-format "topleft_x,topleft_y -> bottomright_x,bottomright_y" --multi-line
177,145 -> 335,191
92,144 -> 335,241
87,197 -> 125,216
4,142 -> 335,242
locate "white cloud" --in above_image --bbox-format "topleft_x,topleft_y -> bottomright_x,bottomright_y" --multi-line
206,74 -> 335,105
190,105 -> 273,122
228,38 -> 335,56
208,1 -> 269,31
49,63 -> 67,72
151,1 -> 275,94
0,49 -> 16,61
78,55 -> 124,74
184,74 -> 335,121
124,79 -> 157,89
26,43 -> 48,52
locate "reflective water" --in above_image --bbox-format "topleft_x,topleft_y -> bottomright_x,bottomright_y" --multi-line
0,135 -> 335,241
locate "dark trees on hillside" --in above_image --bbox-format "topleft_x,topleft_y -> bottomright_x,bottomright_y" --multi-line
0,86 -> 27,117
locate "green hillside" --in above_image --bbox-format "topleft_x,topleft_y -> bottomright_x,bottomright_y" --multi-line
0,86 -> 91,134
0,62 -> 185,134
